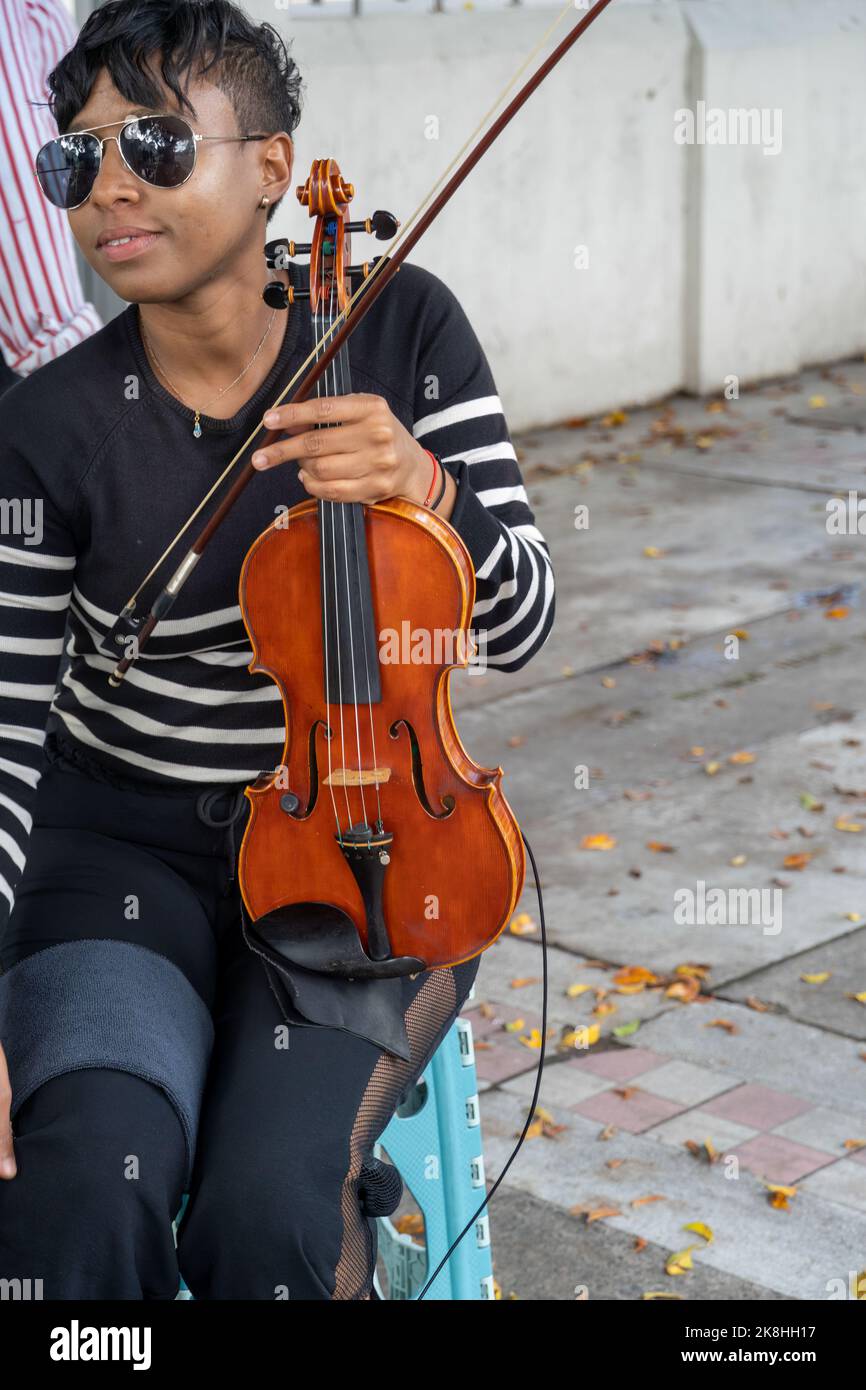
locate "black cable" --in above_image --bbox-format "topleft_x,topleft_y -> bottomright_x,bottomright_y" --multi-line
415,829 -> 547,1301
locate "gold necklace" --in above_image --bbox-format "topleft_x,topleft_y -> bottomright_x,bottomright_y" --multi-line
140,309 -> 278,438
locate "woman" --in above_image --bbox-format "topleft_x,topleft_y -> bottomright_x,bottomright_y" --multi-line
0,0 -> 554,1299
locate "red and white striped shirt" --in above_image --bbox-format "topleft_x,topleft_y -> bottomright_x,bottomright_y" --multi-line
0,0 -> 102,374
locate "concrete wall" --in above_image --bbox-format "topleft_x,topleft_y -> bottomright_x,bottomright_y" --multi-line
74,0 -> 866,428
249,0 -> 866,427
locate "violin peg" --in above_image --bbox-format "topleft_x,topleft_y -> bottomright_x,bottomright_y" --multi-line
369,210 -> 399,240
264,237 -> 311,269
262,280 -> 290,310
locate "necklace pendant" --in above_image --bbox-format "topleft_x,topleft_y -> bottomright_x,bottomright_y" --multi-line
193,412 -> 202,439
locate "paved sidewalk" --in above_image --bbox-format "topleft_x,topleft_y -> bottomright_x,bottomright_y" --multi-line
451,358 -> 866,1301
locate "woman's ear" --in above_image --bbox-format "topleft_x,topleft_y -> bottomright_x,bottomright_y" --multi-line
261,132 -> 293,219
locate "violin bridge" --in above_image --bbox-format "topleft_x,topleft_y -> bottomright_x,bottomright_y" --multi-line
324,767 -> 391,787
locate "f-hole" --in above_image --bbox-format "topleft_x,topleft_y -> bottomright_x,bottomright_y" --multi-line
289,718 -> 330,817
389,718 -> 455,820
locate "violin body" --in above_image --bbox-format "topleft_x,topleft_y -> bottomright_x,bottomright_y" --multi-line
238,493 -> 525,974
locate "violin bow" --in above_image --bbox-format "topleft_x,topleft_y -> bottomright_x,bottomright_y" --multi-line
102,0 -> 616,680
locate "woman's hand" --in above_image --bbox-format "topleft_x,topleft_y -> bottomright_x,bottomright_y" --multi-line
0,1042 -> 15,1179
252,394 -> 441,508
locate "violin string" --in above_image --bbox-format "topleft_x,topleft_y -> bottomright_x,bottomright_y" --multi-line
327,270 -> 369,832
336,306 -> 383,831
314,277 -> 346,840
115,0 -> 579,611
320,296 -> 353,834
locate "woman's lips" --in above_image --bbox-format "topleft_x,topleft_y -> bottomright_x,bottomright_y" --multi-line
98,231 -> 162,263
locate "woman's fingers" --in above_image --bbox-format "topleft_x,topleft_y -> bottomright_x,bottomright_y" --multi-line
0,1043 -> 16,1178
251,423 -> 368,472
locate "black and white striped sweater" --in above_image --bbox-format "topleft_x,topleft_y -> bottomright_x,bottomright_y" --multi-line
0,260 -> 555,930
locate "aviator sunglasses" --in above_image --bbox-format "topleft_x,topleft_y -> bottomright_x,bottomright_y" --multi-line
35,113 -> 269,211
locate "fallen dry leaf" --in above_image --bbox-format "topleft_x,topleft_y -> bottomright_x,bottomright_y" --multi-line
783,852 -> 812,869
683,1222 -> 714,1244
585,1206 -> 622,1224
666,1246 -> 698,1275
581,833 -> 617,851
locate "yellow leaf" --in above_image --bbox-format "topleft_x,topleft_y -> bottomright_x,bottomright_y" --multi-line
643,1291 -> 684,1300
566,982 -> 592,998
801,972 -> 830,984
573,1023 -> 600,1049
731,628 -> 749,640
845,913 -> 862,923
508,912 -> 536,935
694,435 -> 714,449
705,761 -> 721,775
683,1222 -> 714,1243
601,410 -> 628,427
729,750 -> 755,764
666,1246 -> 697,1275
601,675 -> 616,688
518,1028 -> 544,1050
504,1018 -> 525,1032
690,745 -> 705,756
643,546 -> 664,558
835,816 -> 862,832
581,833 -> 616,850
730,854 -> 747,866
825,606 -> 850,620
509,976 -> 540,989
809,395 -> 827,408
647,840 -> 675,853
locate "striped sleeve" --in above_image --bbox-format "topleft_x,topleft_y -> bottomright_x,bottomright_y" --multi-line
0,435 -> 74,931
0,0 -> 102,376
412,281 -> 555,673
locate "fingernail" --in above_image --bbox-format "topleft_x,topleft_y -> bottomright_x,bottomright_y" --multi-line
0,1157 -> 16,1177
263,411 -> 280,427
251,452 -> 267,468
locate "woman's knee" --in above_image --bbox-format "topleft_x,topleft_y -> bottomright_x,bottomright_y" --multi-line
177,1142 -> 357,1300
0,1067 -> 187,1298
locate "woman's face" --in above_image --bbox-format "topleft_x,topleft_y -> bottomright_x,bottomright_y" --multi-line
67,65 -> 292,306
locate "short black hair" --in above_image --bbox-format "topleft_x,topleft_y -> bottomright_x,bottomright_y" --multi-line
47,0 -> 302,222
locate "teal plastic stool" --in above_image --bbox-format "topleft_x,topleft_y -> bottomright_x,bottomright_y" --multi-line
173,992 -> 492,1301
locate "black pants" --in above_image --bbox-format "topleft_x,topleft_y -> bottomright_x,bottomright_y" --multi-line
0,744 -> 479,1300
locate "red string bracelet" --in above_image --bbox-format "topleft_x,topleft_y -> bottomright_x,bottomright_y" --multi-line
421,448 -> 440,507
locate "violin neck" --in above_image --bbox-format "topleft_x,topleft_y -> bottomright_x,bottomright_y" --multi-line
315,329 -> 381,707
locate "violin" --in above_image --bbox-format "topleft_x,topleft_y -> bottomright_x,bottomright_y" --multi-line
236,159 -> 524,980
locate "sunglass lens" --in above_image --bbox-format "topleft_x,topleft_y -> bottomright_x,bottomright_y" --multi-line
120,115 -> 196,189
36,134 -> 101,210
